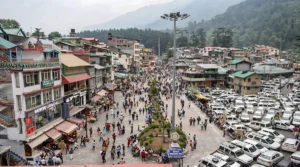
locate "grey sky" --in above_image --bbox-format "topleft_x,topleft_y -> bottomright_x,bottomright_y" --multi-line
0,0 -> 172,35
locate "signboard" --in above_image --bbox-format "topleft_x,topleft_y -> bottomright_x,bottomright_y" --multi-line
34,101 -> 61,114
41,80 -> 54,88
167,147 -> 183,159
0,62 -> 60,71
66,91 -> 87,103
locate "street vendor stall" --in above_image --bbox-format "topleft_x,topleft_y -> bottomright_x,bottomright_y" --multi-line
55,121 -> 78,143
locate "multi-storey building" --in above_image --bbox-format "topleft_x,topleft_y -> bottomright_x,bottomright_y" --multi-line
232,71 -> 262,95
110,46 -> 132,72
253,45 -> 280,56
140,48 -> 155,69
107,33 -> 140,72
0,32 -> 65,164
208,49 -> 226,65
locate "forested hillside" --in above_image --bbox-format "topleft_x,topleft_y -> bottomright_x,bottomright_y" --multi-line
79,28 -> 172,54
187,0 -> 300,49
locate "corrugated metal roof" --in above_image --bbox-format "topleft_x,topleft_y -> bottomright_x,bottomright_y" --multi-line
232,71 -> 255,79
93,64 -> 105,70
197,64 -> 220,69
43,48 -> 59,53
0,37 -> 17,49
61,53 -> 90,67
3,28 -> 26,37
227,59 -> 243,65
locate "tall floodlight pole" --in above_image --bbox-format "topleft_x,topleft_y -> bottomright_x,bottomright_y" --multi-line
161,12 -> 190,132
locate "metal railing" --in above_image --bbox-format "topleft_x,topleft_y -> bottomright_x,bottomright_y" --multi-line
64,85 -> 86,96
12,58 -> 59,63
0,113 -> 14,122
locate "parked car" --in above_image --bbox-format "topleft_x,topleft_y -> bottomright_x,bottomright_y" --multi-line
281,114 -> 293,124
257,150 -> 284,167
243,139 -> 269,154
259,128 -> 285,140
253,111 -> 263,121
281,138 -> 300,152
290,151 -> 300,164
274,120 -> 294,131
246,132 -> 281,150
240,112 -> 250,123
211,152 -> 241,167
261,115 -> 274,124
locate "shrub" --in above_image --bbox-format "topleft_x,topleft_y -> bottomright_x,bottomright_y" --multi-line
149,124 -> 159,129
148,138 -> 153,144
149,134 -> 154,138
144,127 -> 150,132
145,142 -> 149,146
158,127 -> 162,133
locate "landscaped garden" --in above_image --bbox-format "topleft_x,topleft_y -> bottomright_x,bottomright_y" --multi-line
138,79 -> 187,154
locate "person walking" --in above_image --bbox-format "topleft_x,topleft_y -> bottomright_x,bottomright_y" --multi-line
127,137 -> 131,147
97,127 -> 101,135
116,145 -> 121,158
99,132 -> 104,142
92,140 -> 96,150
65,143 -> 70,154
111,146 -> 116,160
189,140 -> 193,151
69,148 -> 74,160
106,113 -> 109,121
112,122 -> 116,131
193,140 -> 197,150
223,129 -> 226,137
141,150 -> 146,161
122,144 -> 125,156
204,123 -> 207,131
197,116 -> 201,125
130,124 -> 133,134
192,118 -> 196,126
89,127 -> 93,137
74,141 -> 78,151
189,117 -> 193,126
101,151 -> 106,163
112,133 -> 117,143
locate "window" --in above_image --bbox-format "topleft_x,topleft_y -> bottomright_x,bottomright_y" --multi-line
119,54 -> 121,58
247,87 -> 250,90
25,93 -> 41,110
15,72 -> 20,88
248,78 -> 251,82
52,70 -> 60,81
16,95 -> 21,111
18,118 -> 22,134
43,90 -> 52,103
23,72 -> 39,87
125,59 -> 127,62
54,88 -> 61,100
42,70 -> 51,81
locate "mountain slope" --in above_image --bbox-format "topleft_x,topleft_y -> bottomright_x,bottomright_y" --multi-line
85,0 -> 244,30
191,0 -> 300,49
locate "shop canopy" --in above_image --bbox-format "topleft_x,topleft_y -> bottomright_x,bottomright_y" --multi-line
55,121 -> 78,134
45,129 -> 62,141
27,134 -> 49,148
62,74 -> 91,84
91,95 -> 102,102
97,89 -> 108,97
195,94 -> 208,100
67,117 -> 83,125
114,73 -> 128,79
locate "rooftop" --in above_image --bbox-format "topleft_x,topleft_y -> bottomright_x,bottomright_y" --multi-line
232,71 -> 255,79
61,53 -> 90,67
0,37 -> 18,49
197,64 -> 220,69
253,64 -> 294,74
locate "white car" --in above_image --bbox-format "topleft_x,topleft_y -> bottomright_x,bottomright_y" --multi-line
231,124 -> 252,133
240,112 -> 250,123
211,152 -> 241,167
281,138 -> 300,152
244,139 -> 269,154
253,111 -> 263,121
246,105 -> 255,114
257,150 -> 284,166
262,115 -> 274,124
293,98 -> 300,105
274,120 -> 294,131
293,117 -> 300,126
260,128 -> 285,140
281,114 -> 292,124
290,151 -> 300,164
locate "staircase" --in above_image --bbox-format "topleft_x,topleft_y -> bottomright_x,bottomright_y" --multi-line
0,92 -> 13,106
0,113 -> 16,128
0,51 -> 12,83
8,150 -> 27,166
0,51 -> 10,62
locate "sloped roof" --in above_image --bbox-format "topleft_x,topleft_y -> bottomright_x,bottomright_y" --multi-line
0,37 -> 17,49
232,71 -> 255,79
61,53 -> 90,67
227,59 -> 243,65
43,48 -> 59,53
3,28 -> 26,37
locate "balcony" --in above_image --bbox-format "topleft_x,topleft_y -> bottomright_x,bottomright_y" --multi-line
64,85 -> 86,96
182,76 -> 206,82
0,70 -> 12,83
12,58 -> 59,63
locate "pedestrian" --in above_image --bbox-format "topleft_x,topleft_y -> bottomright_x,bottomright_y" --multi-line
127,137 -> 131,147
188,101 -> 191,108
192,118 -> 196,126
89,127 -> 93,137
92,140 -> 96,150
65,143 -> 70,154
106,113 -> 108,121
193,140 -> 197,150
190,140 -> 193,151
141,150 -> 146,161
117,110 -> 120,117
179,119 -> 182,129
201,123 -> 203,130
136,114 -> 138,120
101,151 -> 106,163
204,123 -> 207,131
117,122 -> 121,130
142,108 -> 145,114
97,127 -> 100,135
116,145 -> 121,158
223,129 -> 226,137
112,122 -> 116,131
120,158 -> 125,164
99,132 -> 104,142
74,141 -> 78,150
112,133 -> 117,143
189,117 -> 193,126
128,116 -> 131,125
69,148 -> 74,160
197,116 -> 201,125
132,113 -> 135,120
122,144 -> 125,156
131,124 -> 133,134
111,146 -> 116,160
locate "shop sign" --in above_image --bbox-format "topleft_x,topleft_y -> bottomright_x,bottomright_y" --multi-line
167,147 -> 183,159
34,101 -> 61,114
66,91 -> 87,102
41,80 -> 54,88
0,62 -> 60,71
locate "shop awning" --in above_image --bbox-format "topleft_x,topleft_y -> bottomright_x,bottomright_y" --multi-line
195,94 -> 208,100
97,89 -> 108,96
62,74 -> 91,84
45,129 -> 62,141
27,134 -> 49,148
91,95 -> 102,102
70,106 -> 86,116
55,121 -> 78,134
67,117 -> 83,125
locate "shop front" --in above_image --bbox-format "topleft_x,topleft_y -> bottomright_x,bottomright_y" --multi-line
65,90 -> 87,109
25,99 -> 63,135
55,121 -> 78,144
24,134 -> 49,162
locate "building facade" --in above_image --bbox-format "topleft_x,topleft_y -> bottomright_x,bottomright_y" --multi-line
232,71 -> 262,95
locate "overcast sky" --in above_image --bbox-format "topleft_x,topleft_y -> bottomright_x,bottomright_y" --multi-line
0,0 -> 172,35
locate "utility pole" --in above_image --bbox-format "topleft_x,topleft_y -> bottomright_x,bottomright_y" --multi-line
158,38 -> 161,57
161,12 -> 190,132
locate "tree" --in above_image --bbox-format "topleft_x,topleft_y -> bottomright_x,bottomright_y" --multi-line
0,19 -> 20,29
48,31 -> 62,40
190,32 -> 199,47
197,28 -> 206,48
176,36 -> 189,47
166,42 -> 173,60
32,28 -> 45,38
212,28 -> 234,47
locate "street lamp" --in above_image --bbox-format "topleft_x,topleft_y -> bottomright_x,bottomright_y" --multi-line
161,12 -> 190,132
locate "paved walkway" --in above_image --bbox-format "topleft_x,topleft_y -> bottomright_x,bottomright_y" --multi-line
63,86 -> 229,166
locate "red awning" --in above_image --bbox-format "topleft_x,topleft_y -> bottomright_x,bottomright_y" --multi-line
62,74 -> 91,84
